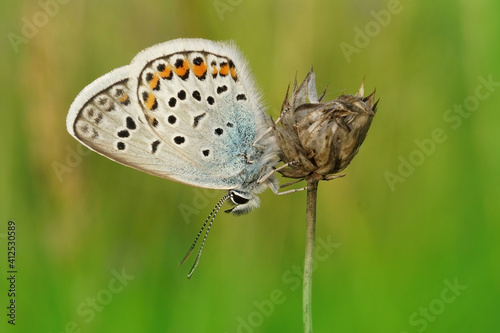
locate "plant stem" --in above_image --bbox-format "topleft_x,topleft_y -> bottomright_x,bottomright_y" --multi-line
303,178 -> 319,333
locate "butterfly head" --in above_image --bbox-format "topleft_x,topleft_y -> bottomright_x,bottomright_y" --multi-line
225,189 -> 260,215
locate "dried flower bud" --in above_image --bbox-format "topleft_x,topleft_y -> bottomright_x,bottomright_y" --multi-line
273,70 -> 378,179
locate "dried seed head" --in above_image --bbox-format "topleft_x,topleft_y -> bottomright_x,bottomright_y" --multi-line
273,70 -> 378,179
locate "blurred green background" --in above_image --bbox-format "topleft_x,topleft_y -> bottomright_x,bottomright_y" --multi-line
1,0 -> 499,332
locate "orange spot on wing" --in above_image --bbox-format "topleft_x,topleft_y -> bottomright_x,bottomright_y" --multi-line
145,93 -> 157,110
219,63 -> 229,76
174,59 -> 190,77
119,94 -> 129,103
193,60 -> 207,78
230,67 -> 237,80
148,74 -> 159,90
159,65 -> 172,79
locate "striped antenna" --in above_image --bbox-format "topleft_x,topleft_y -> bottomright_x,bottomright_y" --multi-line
179,193 -> 230,278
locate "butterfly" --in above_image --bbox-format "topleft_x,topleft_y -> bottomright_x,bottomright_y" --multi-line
66,39 -> 281,277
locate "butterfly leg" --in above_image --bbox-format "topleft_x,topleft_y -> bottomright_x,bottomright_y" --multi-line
276,186 -> 307,195
268,172 -> 346,196
253,113 -> 285,149
266,174 -> 307,195
258,161 -> 299,185
252,126 -> 275,149
273,175 -> 345,195
323,174 -> 346,181
279,178 -> 305,188
269,180 -> 307,195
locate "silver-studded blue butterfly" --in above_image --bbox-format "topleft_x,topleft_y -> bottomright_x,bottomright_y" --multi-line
66,39 -> 280,277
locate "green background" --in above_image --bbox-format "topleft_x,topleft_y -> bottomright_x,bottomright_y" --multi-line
1,0 -> 498,332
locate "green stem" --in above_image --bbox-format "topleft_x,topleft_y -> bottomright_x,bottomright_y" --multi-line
303,178 -> 318,333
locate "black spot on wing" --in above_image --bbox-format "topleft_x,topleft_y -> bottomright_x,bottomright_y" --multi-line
169,97 -> 177,107
151,140 -> 160,153
192,90 -> 201,101
118,130 -> 129,138
174,136 -> 185,145
168,115 -> 177,125
126,117 -> 136,130
193,113 -> 206,128
217,85 -> 228,94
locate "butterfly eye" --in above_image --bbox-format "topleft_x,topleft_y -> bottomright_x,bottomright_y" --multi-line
226,190 -> 259,216
230,192 -> 250,205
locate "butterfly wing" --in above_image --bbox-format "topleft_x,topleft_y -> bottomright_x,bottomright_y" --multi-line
129,39 -> 276,188
67,66 -> 194,184
67,39 -> 276,190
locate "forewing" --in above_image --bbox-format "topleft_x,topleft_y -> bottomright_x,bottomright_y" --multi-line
67,39 -> 270,190
128,39 -> 268,188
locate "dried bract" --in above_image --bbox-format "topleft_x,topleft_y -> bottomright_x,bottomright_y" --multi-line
273,70 -> 378,179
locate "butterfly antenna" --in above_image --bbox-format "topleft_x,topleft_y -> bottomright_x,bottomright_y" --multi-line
180,194 -> 230,278
179,197 -> 222,265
